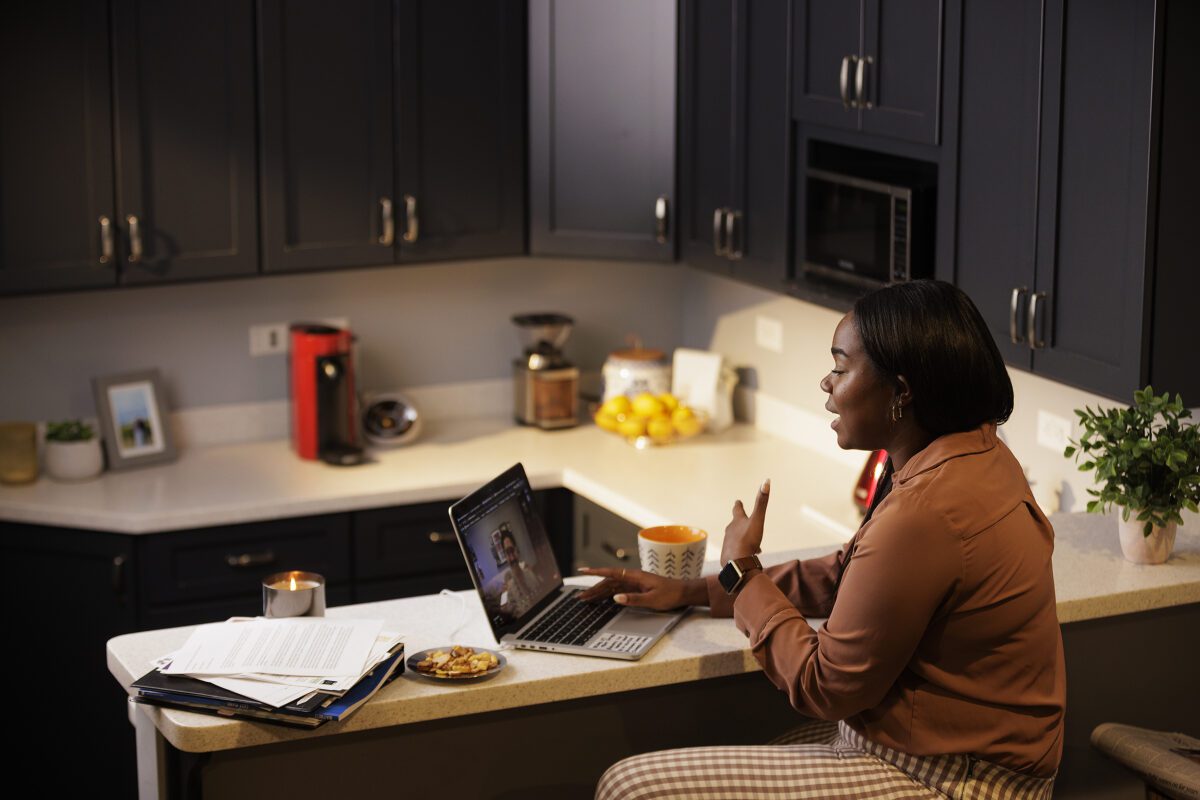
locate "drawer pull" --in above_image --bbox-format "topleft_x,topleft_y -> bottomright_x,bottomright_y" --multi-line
428,531 -> 456,545
602,543 -> 631,561
111,554 -> 126,596
226,550 -> 277,569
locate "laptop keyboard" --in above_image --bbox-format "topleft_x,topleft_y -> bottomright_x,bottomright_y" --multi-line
522,594 -> 623,646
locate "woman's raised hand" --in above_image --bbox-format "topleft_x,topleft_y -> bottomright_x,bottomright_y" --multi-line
721,479 -> 771,565
576,567 -> 705,610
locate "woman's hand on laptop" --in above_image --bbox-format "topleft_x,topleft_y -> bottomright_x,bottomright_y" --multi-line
577,568 -> 707,611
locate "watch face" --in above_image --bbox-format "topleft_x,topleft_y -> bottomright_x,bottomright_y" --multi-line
718,560 -> 741,594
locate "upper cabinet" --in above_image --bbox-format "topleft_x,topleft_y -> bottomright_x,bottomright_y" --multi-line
258,0 -> 396,272
0,0 -> 257,294
528,0 -> 676,261
679,0 -> 791,287
258,0 -> 526,273
792,0 -> 942,145
955,0 -> 1198,403
394,1 -> 526,263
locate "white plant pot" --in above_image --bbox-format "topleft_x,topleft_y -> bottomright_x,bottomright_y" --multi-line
1117,513 -> 1177,565
44,439 -> 104,482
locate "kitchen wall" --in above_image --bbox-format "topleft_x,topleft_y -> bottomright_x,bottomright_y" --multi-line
4,257 -> 1189,515
0,257 -> 686,422
680,269 -> 1148,514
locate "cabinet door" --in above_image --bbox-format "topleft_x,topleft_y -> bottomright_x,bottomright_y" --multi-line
529,0 -> 676,260
259,0 -> 395,272
395,0 -> 526,263
112,0 -> 259,284
791,0 -> 861,131
859,0 -> 942,144
0,2 -> 116,294
953,0 -> 1040,370
678,0 -> 736,274
1,526 -> 137,796
734,0 -> 792,288
1031,0 -> 1155,399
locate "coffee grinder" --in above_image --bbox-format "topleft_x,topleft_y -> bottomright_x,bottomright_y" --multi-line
290,323 -> 365,465
512,313 -> 579,429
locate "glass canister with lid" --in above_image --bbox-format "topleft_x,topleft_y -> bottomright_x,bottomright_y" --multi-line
602,337 -> 671,401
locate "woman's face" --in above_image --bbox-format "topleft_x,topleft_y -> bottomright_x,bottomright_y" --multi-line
820,313 -> 897,451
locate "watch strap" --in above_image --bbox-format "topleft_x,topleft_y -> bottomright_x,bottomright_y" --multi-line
719,555 -> 763,594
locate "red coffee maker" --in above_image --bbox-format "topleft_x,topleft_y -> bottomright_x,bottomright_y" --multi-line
290,324 -> 364,466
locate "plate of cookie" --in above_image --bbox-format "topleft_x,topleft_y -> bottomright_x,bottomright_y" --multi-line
406,645 -> 507,683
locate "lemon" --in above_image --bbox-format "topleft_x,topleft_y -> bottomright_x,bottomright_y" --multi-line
601,395 -> 632,417
618,416 -> 647,439
631,392 -> 664,418
674,415 -> 703,438
657,393 -> 679,413
594,411 -> 621,432
671,405 -> 695,424
647,415 -> 674,443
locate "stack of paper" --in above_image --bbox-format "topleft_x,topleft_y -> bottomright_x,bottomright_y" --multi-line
131,617 -> 404,728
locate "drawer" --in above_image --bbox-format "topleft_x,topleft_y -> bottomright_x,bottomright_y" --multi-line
353,501 -> 465,580
355,571 -> 475,604
139,514 -> 351,607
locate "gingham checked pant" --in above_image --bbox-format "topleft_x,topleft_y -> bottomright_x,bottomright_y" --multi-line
595,719 -> 1055,800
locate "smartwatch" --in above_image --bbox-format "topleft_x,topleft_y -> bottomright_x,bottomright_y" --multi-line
718,555 -> 762,595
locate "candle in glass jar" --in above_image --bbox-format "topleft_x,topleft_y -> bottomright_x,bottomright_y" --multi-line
262,570 -> 326,618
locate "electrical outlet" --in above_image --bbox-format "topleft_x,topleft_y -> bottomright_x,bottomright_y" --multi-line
756,315 -> 783,354
249,323 -> 289,357
1037,410 -> 1072,452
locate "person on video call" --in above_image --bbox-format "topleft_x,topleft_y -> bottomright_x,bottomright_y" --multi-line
498,526 -> 538,619
581,280 -> 1065,799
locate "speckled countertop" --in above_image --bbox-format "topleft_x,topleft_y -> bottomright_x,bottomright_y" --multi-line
106,514 -> 1200,754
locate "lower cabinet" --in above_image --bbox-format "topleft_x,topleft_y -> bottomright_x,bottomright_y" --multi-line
573,495 -> 641,572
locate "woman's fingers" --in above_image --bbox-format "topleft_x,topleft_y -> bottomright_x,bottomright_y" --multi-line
751,478 -> 771,520
731,499 -> 746,518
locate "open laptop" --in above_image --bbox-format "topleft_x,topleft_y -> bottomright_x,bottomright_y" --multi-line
448,463 -> 685,660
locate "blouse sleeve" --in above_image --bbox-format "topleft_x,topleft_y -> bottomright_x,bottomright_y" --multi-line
729,504 -> 962,721
704,535 -> 858,619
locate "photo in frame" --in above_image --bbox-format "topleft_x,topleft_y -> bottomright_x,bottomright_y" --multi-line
92,369 -> 177,470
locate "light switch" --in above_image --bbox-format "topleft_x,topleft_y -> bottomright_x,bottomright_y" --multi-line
756,315 -> 783,354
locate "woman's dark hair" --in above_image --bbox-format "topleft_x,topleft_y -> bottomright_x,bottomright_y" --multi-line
852,279 -> 1013,436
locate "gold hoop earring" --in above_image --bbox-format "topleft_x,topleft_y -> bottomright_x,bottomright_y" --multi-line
890,400 -> 903,423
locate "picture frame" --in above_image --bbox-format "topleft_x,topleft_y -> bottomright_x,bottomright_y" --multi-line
91,369 -> 177,470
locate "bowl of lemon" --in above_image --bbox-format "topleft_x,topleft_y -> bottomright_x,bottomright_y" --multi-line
593,392 -> 706,447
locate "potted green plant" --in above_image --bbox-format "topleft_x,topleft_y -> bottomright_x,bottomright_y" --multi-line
44,420 -> 104,481
1065,386 -> 1200,564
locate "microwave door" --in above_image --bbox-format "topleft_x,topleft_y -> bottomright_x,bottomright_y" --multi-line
805,173 -> 894,289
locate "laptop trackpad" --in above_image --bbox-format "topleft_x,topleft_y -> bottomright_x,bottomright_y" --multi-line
610,608 -> 678,635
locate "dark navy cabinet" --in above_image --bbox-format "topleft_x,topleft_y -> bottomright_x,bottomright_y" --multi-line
528,0 -> 676,260
954,0 -> 1198,402
0,0 -> 258,294
679,0 -> 792,289
791,0 -> 943,145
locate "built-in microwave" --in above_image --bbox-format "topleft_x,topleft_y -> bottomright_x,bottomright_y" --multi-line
803,168 -> 935,291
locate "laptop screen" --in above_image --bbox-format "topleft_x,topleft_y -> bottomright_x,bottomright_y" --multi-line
449,464 -> 562,633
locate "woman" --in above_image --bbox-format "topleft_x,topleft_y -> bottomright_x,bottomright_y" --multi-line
582,280 -> 1066,799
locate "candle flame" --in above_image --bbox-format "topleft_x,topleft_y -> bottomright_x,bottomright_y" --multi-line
289,575 -> 297,591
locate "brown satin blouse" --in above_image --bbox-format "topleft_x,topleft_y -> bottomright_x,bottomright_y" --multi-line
706,424 -> 1066,778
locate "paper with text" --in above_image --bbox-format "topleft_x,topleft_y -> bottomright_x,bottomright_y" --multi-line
161,618 -> 384,678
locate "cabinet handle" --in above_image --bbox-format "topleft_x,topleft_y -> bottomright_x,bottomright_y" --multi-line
379,197 -> 394,246
655,195 -> 669,244
725,209 -> 743,260
839,55 -> 855,108
99,216 -> 114,265
402,194 -> 419,243
126,215 -> 143,263
428,531 -> 456,545
601,542 -> 631,561
111,554 -> 126,596
855,55 -> 873,109
713,208 -> 728,256
1009,287 -> 1028,344
226,550 -> 277,569
1027,292 -> 1047,350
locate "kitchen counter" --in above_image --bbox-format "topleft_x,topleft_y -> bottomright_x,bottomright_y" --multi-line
6,415 -> 1200,624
